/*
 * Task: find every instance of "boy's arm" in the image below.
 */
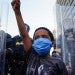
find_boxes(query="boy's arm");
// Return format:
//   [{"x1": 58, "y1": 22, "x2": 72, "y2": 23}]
[{"x1": 11, "y1": 0, "x2": 32, "y2": 52}]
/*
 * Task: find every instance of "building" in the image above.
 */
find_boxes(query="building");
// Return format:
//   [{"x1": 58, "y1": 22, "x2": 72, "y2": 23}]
[{"x1": 56, "y1": 0, "x2": 75, "y2": 74}]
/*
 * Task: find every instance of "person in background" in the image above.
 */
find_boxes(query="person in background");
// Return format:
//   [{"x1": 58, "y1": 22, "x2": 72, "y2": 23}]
[
  {"x1": 11, "y1": 0, "x2": 68, "y2": 75},
  {"x1": 5, "y1": 23, "x2": 30, "y2": 75},
  {"x1": 66, "y1": 65, "x2": 73, "y2": 75},
  {"x1": 52, "y1": 51, "x2": 61, "y2": 59},
  {"x1": 5, "y1": 33, "x2": 26, "y2": 75}
]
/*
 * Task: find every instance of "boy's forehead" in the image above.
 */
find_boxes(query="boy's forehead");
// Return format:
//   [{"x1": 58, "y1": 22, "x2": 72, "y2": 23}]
[
  {"x1": 35, "y1": 29, "x2": 48, "y2": 34},
  {"x1": 34, "y1": 29, "x2": 50, "y2": 38}
]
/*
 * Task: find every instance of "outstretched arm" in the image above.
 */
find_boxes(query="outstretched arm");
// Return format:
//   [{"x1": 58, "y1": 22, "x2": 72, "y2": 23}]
[{"x1": 11, "y1": 0, "x2": 32, "y2": 52}]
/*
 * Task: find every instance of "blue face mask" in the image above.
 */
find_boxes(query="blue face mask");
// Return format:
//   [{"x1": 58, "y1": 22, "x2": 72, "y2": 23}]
[{"x1": 32, "y1": 38, "x2": 52, "y2": 56}]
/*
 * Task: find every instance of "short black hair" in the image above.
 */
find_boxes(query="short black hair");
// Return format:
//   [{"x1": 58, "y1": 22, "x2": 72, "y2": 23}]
[{"x1": 33, "y1": 27, "x2": 55, "y2": 42}]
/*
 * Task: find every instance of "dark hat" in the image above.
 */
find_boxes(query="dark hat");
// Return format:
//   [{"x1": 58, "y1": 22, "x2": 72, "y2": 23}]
[{"x1": 24, "y1": 23, "x2": 30, "y2": 32}]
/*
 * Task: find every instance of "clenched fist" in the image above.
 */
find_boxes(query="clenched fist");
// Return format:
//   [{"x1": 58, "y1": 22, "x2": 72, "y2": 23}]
[{"x1": 11, "y1": 0, "x2": 21, "y2": 14}]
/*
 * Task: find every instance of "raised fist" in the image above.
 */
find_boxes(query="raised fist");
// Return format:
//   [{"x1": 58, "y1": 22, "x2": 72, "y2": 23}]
[{"x1": 11, "y1": 0, "x2": 20, "y2": 13}]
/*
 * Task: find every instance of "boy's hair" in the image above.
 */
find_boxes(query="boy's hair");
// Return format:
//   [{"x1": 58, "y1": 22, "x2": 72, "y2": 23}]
[{"x1": 33, "y1": 27, "x2": 55, "y2": 42}]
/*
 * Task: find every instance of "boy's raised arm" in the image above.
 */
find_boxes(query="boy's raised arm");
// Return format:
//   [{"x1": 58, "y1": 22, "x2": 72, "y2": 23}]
[{"x1": 11, "y1": 0, "x2": 32, "y2": 52}]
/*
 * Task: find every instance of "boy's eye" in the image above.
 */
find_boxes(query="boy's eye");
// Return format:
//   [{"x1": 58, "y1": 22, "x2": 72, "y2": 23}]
[
  {"x1": 34, "y1": 35, "x2": 49, "y2": 40},
  {"x1": 42, "y1": 35, "x2": 49, "y2": 38},
  {"x1": 34, "y1": 36, "x2": 39, "y2": 40}
]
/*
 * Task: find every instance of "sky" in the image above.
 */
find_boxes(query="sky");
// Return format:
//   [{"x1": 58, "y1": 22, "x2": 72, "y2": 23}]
[{"x1": 0, "y1": 0, "x2": 57, "y2": 38}]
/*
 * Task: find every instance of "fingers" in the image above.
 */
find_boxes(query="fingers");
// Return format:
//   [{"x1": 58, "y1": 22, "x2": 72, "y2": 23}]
[
  {"x1": 11, "y1": 0, "x2": 20, "y2": 6},
  {"x1": 11, "y1": 0, "x2": 20, "y2": 10}
]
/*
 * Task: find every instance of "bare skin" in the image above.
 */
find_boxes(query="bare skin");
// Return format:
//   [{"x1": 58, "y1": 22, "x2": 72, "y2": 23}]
[
  {"x1": 11, "y1": 0, "x2": 32, "y2": 52},
  {"x1": 34, "y1": 29, "x2": 51, "y2": 40}
]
